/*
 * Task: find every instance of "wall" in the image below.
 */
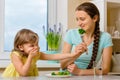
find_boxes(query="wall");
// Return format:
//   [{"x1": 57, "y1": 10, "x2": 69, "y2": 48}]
[
  {"x1": 68, "y1": 0, "x2": 90, "y2": 29},
  {"x1": 0, "y1": 0, "x2": 4, "y2": 53},
  {"x1": 107, "y1": 8, "x2": 120, "y2": 32}
]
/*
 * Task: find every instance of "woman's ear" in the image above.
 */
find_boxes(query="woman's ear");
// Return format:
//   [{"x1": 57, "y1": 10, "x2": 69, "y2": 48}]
[
  {"x1": 93, "y1": 15, "x2": 98, "y2": 22},
  {"x1": 18, "y1": 45, "x2": 24, "y2": 51}
]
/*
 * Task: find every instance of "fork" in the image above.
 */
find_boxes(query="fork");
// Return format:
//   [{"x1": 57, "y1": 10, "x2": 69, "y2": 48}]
[{"x1": 81, "y1": 34, "x2": 88, "y2": 55}]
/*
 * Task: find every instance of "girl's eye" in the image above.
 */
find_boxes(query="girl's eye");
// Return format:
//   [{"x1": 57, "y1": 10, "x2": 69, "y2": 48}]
[{"x1": 30, "y1": 45, "x2": 34, "y2": 47}]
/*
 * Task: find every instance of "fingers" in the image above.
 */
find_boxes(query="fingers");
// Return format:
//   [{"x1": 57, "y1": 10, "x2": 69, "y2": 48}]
[
  {"x1": 67, "y1": 64, "x2": 73, "y2": 72},
  {"x1": 75, "y1": 42, "x2": 87, "y2": 54},
  {"x1": 67, "y1": 64, "x2": 76, "y2": 72},
  {"x1": 29, "y1": 48, "x2": 39, "y2": 56}
]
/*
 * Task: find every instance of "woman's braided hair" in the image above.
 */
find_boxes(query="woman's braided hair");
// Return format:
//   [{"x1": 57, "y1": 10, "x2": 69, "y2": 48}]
[{"x1": 76, "y1": 2, "x2": 100, "y2": 69}]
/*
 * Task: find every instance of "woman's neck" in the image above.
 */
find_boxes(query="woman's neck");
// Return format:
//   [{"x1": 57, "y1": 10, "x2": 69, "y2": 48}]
[
  {"x1": 84, "y1": 31, "x2": 94, "y2": 39},
  {"x1": 82, "y1": 32, "x2": 94, "y2": 46}
]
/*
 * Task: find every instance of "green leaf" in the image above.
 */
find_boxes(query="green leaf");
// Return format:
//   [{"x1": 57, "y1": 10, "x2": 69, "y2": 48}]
[
  {"x1": 78, "y1": 29, "x2": 86, "y2": 34},
  {"x1": 46, "y1": 31, "x2": 62, "y2": 50}
]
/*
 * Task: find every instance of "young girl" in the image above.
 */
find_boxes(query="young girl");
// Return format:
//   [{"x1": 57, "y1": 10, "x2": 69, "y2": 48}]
[{"x1": 2, "y1": 29, "x2": 81, "y2": 77}]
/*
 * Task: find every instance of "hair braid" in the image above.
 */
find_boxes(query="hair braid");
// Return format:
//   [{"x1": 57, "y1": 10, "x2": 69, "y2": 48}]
[
  {"x1": 75, "y1": 2, "x2": 100, "y2": 69},
  {"x1": 87, "y1": 23, "x2": 100, "y2": 69}
]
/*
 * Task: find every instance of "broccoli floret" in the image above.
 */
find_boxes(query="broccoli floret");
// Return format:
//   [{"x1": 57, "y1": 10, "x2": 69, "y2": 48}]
[
  {"x1": 51, "y1": 70, "x2": 70, "y2": 76},
  {"x1": 51, "y1": 72, "x2": 56, "y2": 75},
  {"x1": 78, "y1": 29, "x2": 86, "y2": 34}
]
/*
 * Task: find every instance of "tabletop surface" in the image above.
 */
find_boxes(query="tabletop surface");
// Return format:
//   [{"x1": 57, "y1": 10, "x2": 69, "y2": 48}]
[{"x1": 0, "y1": 75, "x2": 120, "y2": 80}]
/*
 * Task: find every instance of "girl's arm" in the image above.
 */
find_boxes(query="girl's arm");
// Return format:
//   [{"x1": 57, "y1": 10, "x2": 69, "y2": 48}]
[
  {"x1": 11, "y1": 54, "x2": 33, "y2": 76},
  {"x1": 40, "y1": 51, "x2": 80, "y2": 60},
  {"x1": 39, "y1": 42, "x2": 87, "y2": 60},
  {"x1": 11, "y1": 49, "x2": 38, "y2": 76},
  {"x1": 67, "y1": 46, "x2": 113, "y2": 75}
]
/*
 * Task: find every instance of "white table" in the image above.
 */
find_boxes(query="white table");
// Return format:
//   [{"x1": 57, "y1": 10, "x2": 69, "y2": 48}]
[{"x1": 0, "y1": 75, "x2": 120, "y2": 80}]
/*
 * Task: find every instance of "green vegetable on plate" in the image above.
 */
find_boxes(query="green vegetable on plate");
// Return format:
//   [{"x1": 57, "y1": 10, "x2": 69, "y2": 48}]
[{"x1": 51, "y1": 70, "x2": 70, "y2": 75}]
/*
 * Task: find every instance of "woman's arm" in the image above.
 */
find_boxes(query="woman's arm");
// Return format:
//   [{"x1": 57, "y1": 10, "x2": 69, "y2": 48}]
[
  {"x1": 67, "y1": 46, "x2": 113, "y2": 75},
  {"x1": 102, "y1": 46, "x2": 112, "y2": 74},
  {"x1": 60, "y1": 42, "x2": 87, "y2": 69},
  {"x1": 83, "y1": 46, "x2": 112, "y2": 75},
  {"x1": 60, "y1": 42, "x2": 75, "y2": 69}
]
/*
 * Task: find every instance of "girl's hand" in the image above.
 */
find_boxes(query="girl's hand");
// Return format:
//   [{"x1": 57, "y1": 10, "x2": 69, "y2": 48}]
[
  {"x1": 67, "y1": 64, "x2": 81, "y2": 75},
  {"x1": 29, "y1": 47, "x2": 39, "y2": 58}
]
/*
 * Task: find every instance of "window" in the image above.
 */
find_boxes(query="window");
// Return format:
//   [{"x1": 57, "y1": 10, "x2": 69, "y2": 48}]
[
  {"x1": 4, "y1": 0, "x2": 47, "y2": 52},
  {"x1": 0, "y1": 0, "x2": 68, "y2": 68},
  {"x1": 0, "y1": 0, "x2": 67, "y2": 60}
]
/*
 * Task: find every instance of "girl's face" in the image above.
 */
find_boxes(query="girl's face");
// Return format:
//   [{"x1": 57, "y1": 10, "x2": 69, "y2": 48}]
[
  {"x1": 19, "y1": 42, "x2": 39, "y2": 55},
  {"x1": 75, "y1": 10, "x2": 97, "y2": 32}
]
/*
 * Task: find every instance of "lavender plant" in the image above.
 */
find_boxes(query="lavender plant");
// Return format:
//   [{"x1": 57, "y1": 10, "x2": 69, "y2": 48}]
[{"x1": 43, "y1": 23, "x2": 62, "y2": 51}]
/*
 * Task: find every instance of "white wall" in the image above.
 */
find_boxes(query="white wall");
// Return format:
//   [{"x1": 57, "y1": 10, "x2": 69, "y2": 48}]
[
  {"x1": 68, "y1": 0, "x2": 90, "y2": 29},
  {"x1": 48, "y1": 0, "x2": 57, "y2": 27},
  {"x1": 48, "y1": 0, "x2": 68, "y2": 34},
  {"x1": 0, "y1": 0, "x2": 4, "y2": 54},
  {"x1": 57, "y1": 0, "x2": 68, "y2": 31}
]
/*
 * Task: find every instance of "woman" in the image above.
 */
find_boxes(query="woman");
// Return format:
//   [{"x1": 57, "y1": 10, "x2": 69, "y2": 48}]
[{"x1": 60, "y1": 2, "x2": 113, "y2": 75}]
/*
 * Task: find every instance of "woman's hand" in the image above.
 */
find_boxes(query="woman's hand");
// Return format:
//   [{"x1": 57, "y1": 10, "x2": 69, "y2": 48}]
[
  {"x1": 75, "y1": 42, "x2": 87, "y2": 55},
  {"x1": 67, "y1": 64, "x2": 81, "y2": 75},
  {"x1": 71, "y1": 42, "x2": 87, "y2": 59}
]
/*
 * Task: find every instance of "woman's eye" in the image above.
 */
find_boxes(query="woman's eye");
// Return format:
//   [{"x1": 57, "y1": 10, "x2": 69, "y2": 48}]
[
  {"x1": 80, "y1": 17, "x2": 85, "y2": 21},
  {"x1": 76, "y1": 18, "x2": 78, "y2": 21},
  {"x1": 76, "y1": 17, "x2": 85, "y2": 21}
]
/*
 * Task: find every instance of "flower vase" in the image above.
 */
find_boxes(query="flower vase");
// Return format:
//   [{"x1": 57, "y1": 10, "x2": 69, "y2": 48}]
[{"x1": 45, "y1": 50, "x2": 59, "y2": 63}]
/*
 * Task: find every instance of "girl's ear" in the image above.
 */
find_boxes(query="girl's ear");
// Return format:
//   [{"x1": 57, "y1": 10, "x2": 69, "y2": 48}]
[
  {"x1": 18, "y1": 45, "x2": 24, "y2": 51},
  {"x1": 93, "y1": 15, "x2": 98, "y2": 22}
]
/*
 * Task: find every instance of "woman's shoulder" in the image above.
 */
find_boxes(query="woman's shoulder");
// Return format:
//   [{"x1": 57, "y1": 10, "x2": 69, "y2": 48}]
[
  {"x1": 67, "y1": 28, "x2": 78, "y2": 32},
  {"x1": 66, "y1": 28, "x2": 79, "y2": 35},
  {"x1": 100, "y1": 31, "x2": 112, "y2": 39},
  {"x1": 65, "y1": 28, "x2": 80, "y2": 39},
  {"x1": 100, "y1": 31, "x2": 113, "y2": 44},
  {"x1": 100, "y1": 31, "x2": 113, "y2": 48}
]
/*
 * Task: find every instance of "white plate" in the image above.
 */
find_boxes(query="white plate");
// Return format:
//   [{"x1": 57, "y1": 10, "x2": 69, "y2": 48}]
[{"x1": 45, "y1": 73, "x2": 72, "y2": 78}]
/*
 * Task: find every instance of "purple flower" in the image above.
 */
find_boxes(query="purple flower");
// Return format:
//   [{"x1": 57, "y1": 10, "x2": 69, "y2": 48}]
[{"x1": 43, "y1": 23, "x2": 63, "y2": 51}]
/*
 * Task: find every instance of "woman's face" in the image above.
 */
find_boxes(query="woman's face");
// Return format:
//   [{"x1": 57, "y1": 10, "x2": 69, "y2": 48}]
[{"x1": 75, "y1": 10, "x2": 97, "y2": 32}]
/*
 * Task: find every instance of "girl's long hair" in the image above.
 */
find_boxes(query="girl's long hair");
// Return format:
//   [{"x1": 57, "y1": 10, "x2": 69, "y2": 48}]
[{"x1": 13, "y1": 29, "x2": 39, "y2": 56}]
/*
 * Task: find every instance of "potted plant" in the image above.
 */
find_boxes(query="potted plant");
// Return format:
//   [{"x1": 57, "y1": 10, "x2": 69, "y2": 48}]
[
  {"x1": 43, "y1": 23, "x2": 62, "y2": 53},
  {"x1": 43, "y1": 23, "x2": 62, "y2": 63}
]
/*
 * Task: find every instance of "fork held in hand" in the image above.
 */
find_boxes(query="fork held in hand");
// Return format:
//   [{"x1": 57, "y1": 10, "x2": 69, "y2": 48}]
[{"x1": 81, "y1": 35, "x2": 88, "y2": 55}]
